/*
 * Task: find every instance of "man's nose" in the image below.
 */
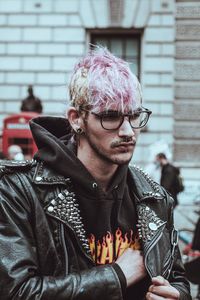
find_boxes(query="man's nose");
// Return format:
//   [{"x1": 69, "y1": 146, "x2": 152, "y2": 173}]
[{"x1": 118, "y1": 117, "x2": 134, "y2": 137}]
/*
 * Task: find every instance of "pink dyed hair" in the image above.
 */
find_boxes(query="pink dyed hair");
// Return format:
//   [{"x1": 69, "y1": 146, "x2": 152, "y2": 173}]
[{"x1": 69, "y1": 46, "x2": 142, "y2": 113}]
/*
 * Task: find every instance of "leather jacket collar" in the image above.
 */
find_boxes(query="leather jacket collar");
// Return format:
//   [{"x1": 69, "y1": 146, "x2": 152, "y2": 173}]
[
  {"x1": 33, "y1": 161, "x2": 165, "y2": 202},
  {"x1": 33, "y1": 161, "x2": 69, "y2": 185}
]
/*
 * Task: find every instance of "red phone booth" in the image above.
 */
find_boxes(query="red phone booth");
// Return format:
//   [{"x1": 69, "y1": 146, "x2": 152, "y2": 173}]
[{"x1": 2, "y1": 112, "x2": 38, "y2": 160}]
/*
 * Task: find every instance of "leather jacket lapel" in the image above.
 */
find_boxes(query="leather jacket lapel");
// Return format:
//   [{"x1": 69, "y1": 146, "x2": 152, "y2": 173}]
[
  {"x1": 44, "y1": 188, "x2": 91, "y2": 257},
  {"x1": 136, "y1": 202, "x2": 167, "y2": 278}
]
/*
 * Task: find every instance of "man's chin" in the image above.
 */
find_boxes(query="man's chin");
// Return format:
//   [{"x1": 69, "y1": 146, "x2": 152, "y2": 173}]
[{"x1": 111, "y1": 153, "x2": 133, "y2": 165}]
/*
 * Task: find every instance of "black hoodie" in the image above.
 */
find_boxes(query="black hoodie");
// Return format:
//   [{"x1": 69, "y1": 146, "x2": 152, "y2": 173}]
[
  {"x1": 31, "y1": 115, "x2": 140, "y2": 262},
  {"x1": 30, "y1": 116, "x2": 150, "y2": 298}
]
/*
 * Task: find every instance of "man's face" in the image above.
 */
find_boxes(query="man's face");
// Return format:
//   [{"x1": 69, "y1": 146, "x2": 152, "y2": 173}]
[{"x1": 81, "y1": 105, "x2": 141, "y2": 166}]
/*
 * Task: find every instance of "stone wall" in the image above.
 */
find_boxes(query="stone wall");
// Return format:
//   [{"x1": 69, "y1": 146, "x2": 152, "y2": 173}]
[
  {"x1": 134, "y1": 0, "x2": 175, "y2": 165},
  {"x1": 174, "y1": 0, "x2": 200, "y2": 201},
  {"x1": 0, "y1": 0, "x2": 85, "y2": 126}
]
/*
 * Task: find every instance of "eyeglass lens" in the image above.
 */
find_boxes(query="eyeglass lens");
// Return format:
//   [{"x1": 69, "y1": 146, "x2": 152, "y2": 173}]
[{"x1": 101, "y1": 112, "x2": 149, "y2": 130}]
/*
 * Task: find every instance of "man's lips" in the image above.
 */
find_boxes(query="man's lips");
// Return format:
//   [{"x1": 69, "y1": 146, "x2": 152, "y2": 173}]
[
  {"x1": 115, "y1": 143, "x2": 134, "y2": 148},
  {"x1": 111, "y1": 141, "x2": 136, "y2": 148}
]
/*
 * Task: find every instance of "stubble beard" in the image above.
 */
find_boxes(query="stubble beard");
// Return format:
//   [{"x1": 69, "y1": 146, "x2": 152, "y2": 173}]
[{"x1": 84, "y1": 131, "x2": 134, "y2": 166}]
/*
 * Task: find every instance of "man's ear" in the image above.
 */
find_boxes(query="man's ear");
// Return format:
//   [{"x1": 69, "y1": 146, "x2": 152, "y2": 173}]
[{"x1": 67, "y1": 107, "x2": 83, "y2": 132}]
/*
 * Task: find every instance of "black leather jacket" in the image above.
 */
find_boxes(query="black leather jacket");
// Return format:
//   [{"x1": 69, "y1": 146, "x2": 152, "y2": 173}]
[{"x1": 0, "y1": 160, "x2": 191, "y2": 300}]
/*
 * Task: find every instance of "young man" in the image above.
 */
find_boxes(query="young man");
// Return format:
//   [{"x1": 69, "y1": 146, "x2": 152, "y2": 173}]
[{"x1": 0, "y1": 47, "x2": 191, "y2": 299}]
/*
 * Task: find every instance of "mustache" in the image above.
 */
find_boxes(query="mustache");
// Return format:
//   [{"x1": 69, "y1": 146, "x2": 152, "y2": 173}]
[{"x1": 111, "y1": 137, "x2": 135, "y2": 148}]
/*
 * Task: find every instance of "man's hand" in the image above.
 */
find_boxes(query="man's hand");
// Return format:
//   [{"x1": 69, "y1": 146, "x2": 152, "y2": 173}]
[
  {"x1": 146, "y1": 276, "x2": 180, "y2": 299},
  {"x1": 115, "y1": 248, "x2": 146, "y2": 287}
]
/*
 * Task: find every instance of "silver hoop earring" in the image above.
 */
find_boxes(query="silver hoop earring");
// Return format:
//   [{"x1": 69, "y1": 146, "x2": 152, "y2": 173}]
[{"x1": 76, "y1": 128, "x2": 83, "y2": 134}]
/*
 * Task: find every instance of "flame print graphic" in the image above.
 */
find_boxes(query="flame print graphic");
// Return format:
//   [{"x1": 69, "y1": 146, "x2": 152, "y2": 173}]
[{"x1": 88, "y1": 228, "x2": 141, "y2": 264}]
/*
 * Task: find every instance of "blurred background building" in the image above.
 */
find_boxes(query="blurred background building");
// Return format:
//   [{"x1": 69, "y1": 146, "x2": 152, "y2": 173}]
[{"x1": 0, "y1": 0, "x2": 199, "y2": 203}]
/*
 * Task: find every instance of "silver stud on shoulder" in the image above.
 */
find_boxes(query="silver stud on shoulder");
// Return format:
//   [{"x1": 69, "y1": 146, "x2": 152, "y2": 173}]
[
  {"x1": 132, "y1": 165, "x2": 162, "y2": 197},
  {"x1": 46, "y1": 188, "x2": 90, "y2": 254}
]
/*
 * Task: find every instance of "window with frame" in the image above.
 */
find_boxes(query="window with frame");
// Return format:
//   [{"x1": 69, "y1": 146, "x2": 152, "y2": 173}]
[{"x1": 90, "y1": 33, "x2": 140, "y2": 77}]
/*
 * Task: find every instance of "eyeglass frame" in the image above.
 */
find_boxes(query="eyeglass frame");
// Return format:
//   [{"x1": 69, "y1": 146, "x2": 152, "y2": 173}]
[{"x1": 80, "y1": 106, "x2": 152, "y2": 131}]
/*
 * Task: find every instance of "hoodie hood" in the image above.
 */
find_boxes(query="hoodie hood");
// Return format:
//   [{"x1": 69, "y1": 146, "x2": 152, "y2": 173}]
[{"x1": 30, "y1": 116, "x2": 128, "y2": 198}]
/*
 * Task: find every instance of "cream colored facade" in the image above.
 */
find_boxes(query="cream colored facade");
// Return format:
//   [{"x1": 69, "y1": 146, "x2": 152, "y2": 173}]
[{"x1": 0, "y1": 0, "x2": 199, "y2": 201}]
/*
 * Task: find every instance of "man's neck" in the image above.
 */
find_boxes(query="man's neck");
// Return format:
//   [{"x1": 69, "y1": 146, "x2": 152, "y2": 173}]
[{"x1": 77, "y1": 148, "x2": 118, "y2": 192}]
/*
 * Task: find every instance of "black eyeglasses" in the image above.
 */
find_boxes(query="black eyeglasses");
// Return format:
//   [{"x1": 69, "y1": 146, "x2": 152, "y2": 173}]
[{"x1": 81, "y1": 107, "x2": 152, "y2": 130}]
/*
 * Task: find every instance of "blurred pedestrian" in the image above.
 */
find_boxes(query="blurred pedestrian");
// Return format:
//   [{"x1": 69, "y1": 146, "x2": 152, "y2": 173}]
[
  {"x1": 21, "y1": 85, "x2": 43, "y2": 113},
  {"x1": 156, "y1": 152, "x2": 184, "y2": 207},
  {"x1": 145, "y1": 159, "x2": 161, "y2": 183},
  {"x1": 7, "y1": 145, "x2": 25, "y2": 161}
]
